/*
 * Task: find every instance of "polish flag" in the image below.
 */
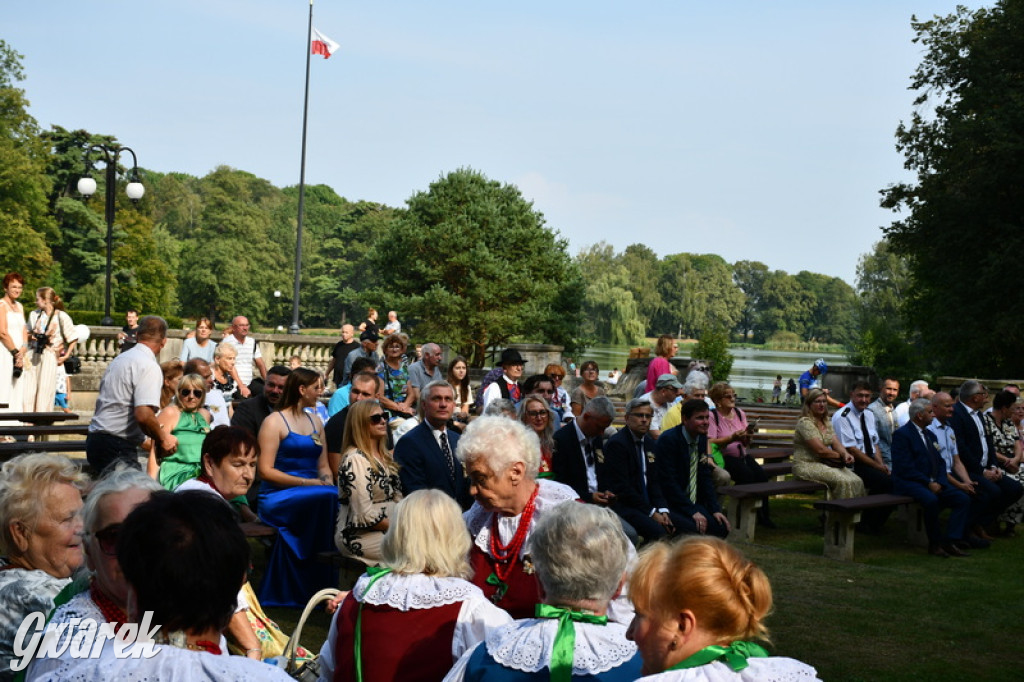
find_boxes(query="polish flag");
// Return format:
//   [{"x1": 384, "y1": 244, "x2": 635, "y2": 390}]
[{"x1": 311, "y1": 28, "x2": 339, "y2": 59}]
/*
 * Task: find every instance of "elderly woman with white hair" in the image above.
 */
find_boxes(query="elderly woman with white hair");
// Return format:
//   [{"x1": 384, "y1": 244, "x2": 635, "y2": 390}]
[
  {"x1": 458, "y1": 417, "x2": 580, "y2": 619},
  {"x1": 0, "y1": 454, "x2": 88, "y2": 678},
  {"x1": 445, "y1": 502, "x2": 642, "y2": 681},
  {"x1": 317, "y1": 489, "x2": 511, "y2": 682},
  {"x1": 24, "y1": 466, "x2": 162, "y2": 679}
]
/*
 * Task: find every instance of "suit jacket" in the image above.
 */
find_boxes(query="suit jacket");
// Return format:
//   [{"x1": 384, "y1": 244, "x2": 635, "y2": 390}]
[
  {"x1": 552, "y1": 423, "x2": 602, "y2": 503},
  {"x1": 230, "y1": 394, "x2": 273, "y2": 439},
  {"x1": 598, "y1": 427, "x2": 669, "y2": 515},
  {"x1": 949, "y1": 401, "x2": 993, "y2": 476},
  {"x1": 394, "y1": 421, "x2": 471, "y2": 509},
  {"x1": 867, "y1": 398, "x2": 897, "y2": 464},
  {"x1": 891, "y1": 421, "x2": 949, "y2": 488},
  {"x1": 654, "y1": 425, "x2": 720, "y2": 517}
]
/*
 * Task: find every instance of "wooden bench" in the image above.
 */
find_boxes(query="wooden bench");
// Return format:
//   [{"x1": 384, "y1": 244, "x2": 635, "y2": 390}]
[
  {"x1": 317, "y1": 550, "x2": 369, "y2": 590},
  {"x1": 0, "y1": 439, "x2": 88, "y2": 459},
  {"x1": 760, "y1": 461, "x2": 793, "y2": 479},
  {"x1": 748, "y1": 447, "x2": 793, "y2": 463},
  {"x1": 0, "y1": 424, "x2": 90, "y2": 437},
  {"x1": 814, "y1": 494, "x2": 925, "y2": 561},
  {"x1": 0, "y1": 411, "x2": 80, "y2": 426},
  {"x1": 719, "y1": 480, "x2": 827, "y2": 542},
  {"x1": 240, "y1": 521, "x2": 277, "y2": 538}
]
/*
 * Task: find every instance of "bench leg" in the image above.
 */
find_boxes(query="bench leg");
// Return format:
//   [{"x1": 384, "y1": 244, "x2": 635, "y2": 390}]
[
  {"x1": 726, "y1": 497, "x2": 761, "y2": 543},
  {"x1": 903, "y1": 503, "x2": 929, "y2": 547},
  {"x1": 823, "y1": 510, "x2": 861, "y2": 561}
]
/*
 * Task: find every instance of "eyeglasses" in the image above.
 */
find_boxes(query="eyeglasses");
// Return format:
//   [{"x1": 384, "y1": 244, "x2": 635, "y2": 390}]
[
  {"x1": 548, "y1": 374, "x2": 564, "y2": 381},
  {"x1": 369, "y1": 413, "x2": 388, "y2": 425},
  {"x1": 629, "y1": 412, "x2": 654, "y2": 420},
  {"x1": 90, "y1": 523, "x2": 121, "y2": 556},
  {"x1": 526, "y1": 410, "x2": 548, "y2": 418},
  {"x1": 179, "y1": 388, "x2": 203, "y2": 398}
]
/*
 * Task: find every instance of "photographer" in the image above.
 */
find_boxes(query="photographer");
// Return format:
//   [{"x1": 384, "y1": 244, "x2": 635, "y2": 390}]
[{"x1": 22, "y1": 287, "x2": 77, "y2": 412}]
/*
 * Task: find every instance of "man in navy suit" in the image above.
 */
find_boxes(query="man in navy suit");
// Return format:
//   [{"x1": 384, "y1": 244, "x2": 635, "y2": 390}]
[
  {"x1": 394, "y1": 380, "x2": 472, "y2": 508},
  {"x1": 552, "y1": 396, "x2": 617, "y2": 505},
  {"x1": 949, "y1": 380, "x2": 1023, "y2": 536},
  {"x1": 654, "y1": 398, "x2": 730, "y2": 538},
  {"x1": 891, "y1": 399, "x2": 973, "y2": 557},
  {"x1": 599, "y1": 397, "x2": 683, "y2": 542}
]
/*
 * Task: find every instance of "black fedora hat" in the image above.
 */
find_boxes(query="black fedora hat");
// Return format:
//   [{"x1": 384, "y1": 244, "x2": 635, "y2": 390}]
[{"x1": 499, "y1": 348, "x2": 526, "y2": 366}]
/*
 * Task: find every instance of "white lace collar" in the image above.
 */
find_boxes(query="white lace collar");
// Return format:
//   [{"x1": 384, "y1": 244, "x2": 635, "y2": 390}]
[
  {"x1": 465, "y1": 479, "x2": 578, "y2": 558},
  {"x1": 353, "y1": 572, "x2": 484, "y2": 610},
  {"x1": 485, "y1": 618, "x2": 637, "y2": 674}
]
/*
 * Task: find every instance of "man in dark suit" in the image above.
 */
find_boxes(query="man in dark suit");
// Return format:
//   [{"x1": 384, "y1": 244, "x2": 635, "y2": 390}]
[
  {"x1": 394, "y1": 380, "x2": 472, "y2": 508},
  {"x1": 230, "y1": 365, "x2": 290, "y2": 439},
  {"x1": 599, "y1": 397, "x2": 683, "y2": 542},
  {"x1": 949, "y1": 380, "x2": 1023, "y2": 536},
  {"x1": 654, "y1": 398, "x2": 730, "y2": 538},
  {"x1": 552, "y1": 396, "x2": 617, "y2": 505},
  {"x1": 891, "y1": 398, "x2": 973, "y2": 557}
]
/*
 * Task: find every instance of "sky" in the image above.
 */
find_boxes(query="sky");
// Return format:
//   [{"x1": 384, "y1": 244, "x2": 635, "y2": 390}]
[{"x1": 6, "y1": 1, "x2": 985, "y2": 285}]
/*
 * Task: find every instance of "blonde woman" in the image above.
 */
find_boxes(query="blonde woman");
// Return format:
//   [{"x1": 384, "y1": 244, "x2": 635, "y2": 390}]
[
  {"x1": 212, "y1": 342, "x2": 243, "y2": 398},
  {"x1": 149, "y1": 373, "x2": 212, "y2": 490},
  {"x1": 22, "y1": 287, "x2": 77, "y2": 412},
  {"x1": 319, "y1": 490, "x2": 511, "y2": 682},
  {"x1": 335, "y1": 399, "x2": 403, "y2": 565}
]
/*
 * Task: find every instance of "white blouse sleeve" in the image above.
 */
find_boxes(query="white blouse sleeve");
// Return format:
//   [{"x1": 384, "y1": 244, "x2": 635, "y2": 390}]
[{"x1": 451, "y1": 594, "x2": 513, "y2": 660}]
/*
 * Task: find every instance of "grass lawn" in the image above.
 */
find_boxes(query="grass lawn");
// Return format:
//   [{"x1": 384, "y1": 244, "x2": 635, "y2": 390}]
[
  {"x1": 256, "y1": 495, "x2": 1023, "y2": 680},
  {"x1": 742, "y1": 495, "x2": 1022, "y2": 681}
]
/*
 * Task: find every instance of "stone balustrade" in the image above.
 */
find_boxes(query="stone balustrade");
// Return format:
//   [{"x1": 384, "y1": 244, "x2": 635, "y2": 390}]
[{"x1": 71, "y1": 328, "x2": 564, "y2": 393}]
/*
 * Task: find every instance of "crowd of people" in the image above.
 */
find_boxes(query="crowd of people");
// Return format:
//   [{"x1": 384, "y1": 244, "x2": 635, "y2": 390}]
[{"x1": 10, "y1": 298, "x2": 1014, "y2": 679}]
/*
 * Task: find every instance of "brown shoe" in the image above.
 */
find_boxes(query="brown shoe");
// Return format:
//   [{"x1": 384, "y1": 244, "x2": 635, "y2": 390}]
[
  {"x1": 928, "y1": 545, "x2": 950, "y2": 558},
  {"x1": 944, "y1": 543, "x2": 970, "y2": 558}
]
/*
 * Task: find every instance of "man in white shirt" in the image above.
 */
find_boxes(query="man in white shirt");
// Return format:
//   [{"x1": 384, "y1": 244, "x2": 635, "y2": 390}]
[
  {"x1": 220, "y1": 316, "x2": 267, "y2": 393},
  {"x1": 894, "y1": 379, "x2": 933, "y2": 427},
  {"x1": 832, "y1": 380, "x2": 893, "y2": 531},
  {"x1": 87, "y1": 316, "x2": 177, "y2": 472},
  {"x1": 381, "y1": 310, "x2": 401, "y2": 336}
]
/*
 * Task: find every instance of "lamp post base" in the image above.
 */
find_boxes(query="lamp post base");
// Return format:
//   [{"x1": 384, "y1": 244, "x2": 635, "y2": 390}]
[{"x1": 101, "y1": 316, "x2": 115, "y2": 327}]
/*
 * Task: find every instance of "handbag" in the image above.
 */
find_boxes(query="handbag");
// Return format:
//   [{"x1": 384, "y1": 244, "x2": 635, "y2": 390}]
[{"x1": 285, "y1": 587, "x2": 341, "y2": 682}]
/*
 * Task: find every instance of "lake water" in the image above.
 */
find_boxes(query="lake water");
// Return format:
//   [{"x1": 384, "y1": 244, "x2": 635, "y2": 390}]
[{"x1": 577, "y1": 344, "x2": 849, "y2": 398}]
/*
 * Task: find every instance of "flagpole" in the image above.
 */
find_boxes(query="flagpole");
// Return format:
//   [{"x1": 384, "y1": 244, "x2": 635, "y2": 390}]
[{"x1": 289, "y1": 0, "x2": 314, "y2": 335}]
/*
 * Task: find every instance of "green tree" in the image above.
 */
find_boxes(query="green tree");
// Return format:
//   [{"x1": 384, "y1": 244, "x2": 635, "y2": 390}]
[
  {"x1": 654, "y1": 254, "x2": 744, "y2": 339},
  {"x1": 619, "y1": 244, "x2": 663, "y2": 333},
  {"x1": 757, "y1": 271, "x2": 815, "y2": 340},
  {"x1": 851, "y1": 239, "x2": 925, "y2": 377},
  {"x1": 794, "y1": 271, "x2": 859, "y2": 346},
  {"x1": 372, "y1": 168, "x2": 584, "y2": 366},
  {"x1": 732, "y1": 260, "x2": 769, "y2": 341},
  {"x1": 576, "y1": 243, "x2": 645, "y2": 345},
  {"x1": 0, "y1": 40, "x2": 55, "y2": 284},
  {"x1": 177, "y1": 167, "x2": 288, "y2": 323},
  {"x1": 693, "y1": 326, "x2": 734, "y2": 382},
  {"x1": 881, "y1": 1, "x2": 1024, "y2": 375}
]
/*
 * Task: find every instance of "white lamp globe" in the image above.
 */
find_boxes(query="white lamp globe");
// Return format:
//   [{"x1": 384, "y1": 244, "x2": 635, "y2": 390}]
[
  {"x1": 125, "y1": 182, "x2": 145, "y2": 200},
  {"x1": 77, "y1": 177, "x2": 97, "y2": 196}
]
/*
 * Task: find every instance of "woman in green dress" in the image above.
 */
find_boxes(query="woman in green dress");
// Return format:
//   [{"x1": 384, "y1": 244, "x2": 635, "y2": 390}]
[{"x1": 152, "y1": 373, "x2": 212, "y2": 490}]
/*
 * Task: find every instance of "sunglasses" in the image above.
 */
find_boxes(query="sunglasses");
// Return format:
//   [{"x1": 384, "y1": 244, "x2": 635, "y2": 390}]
[
  {"x1": 548, "y1": 374, "x2": 564, "y2": 381},
  {"x1": 526, "y1": 409, "x2": 548, "y2": 418},
  {"x1": 179, "y1": 388, "x2": 203, "y2": 398},
  {"x1": 369, "y1": 413, "x2": 389, "y2": 425},
  {"x1": 91, "y1": 523, "x2": 121, "y2": 556}
]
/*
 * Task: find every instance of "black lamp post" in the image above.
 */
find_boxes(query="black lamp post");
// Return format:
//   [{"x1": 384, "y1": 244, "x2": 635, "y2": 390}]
[{"x1": 76, "y1": 145, "x2": 145, "y2": 326}]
